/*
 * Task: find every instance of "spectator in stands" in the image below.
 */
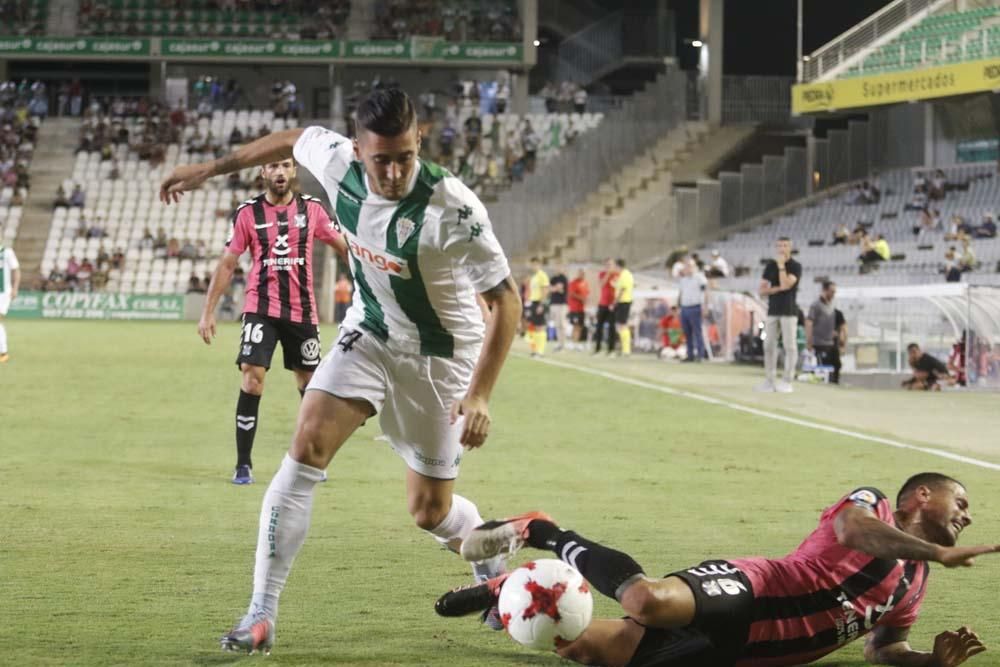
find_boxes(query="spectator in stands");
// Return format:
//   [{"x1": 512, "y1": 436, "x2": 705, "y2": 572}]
[
  {"x1": 202, "y1": 272, "x2": 212, "y2": 292},
  {"x1": 53, "y1": 185, "x2": 69, "y2": 208},
  {"x1": 913, "y1": 208, "x2": 941, "y2": 239},
  {"x1": 186, "y1": 273, "x2": 205, "y2": 294},
  {"x1": 180, "y1": 239, "x2": 197, "y2": 260},
  {"x1": 858, "y1": 234, "x2": 889, "y2": 272},
  {"x1": 806, "y1": 280, "x2": 841, "y2": 384},
  {"x1": 904, "y1": 184, "x2": 928, "y2": 211},
  {"x1": 464, "y1": 111, "x2": 482, "y2": 153},
  {"x1": 944, "y1": 215, "x2": 965, "y2": 241},
  {"x1": 88, "y1": 218, "x2": 105, "y2": 239},
  {"x1": 77, "y1": 258, "x2": 94, "y2": 290},
  {"x1": 706, "y1": 250, "x2": 729, "y2": 279},
  {"x1": 973, "y1": 213, "x2": 997, "y2": 239},
  {"x1": 69, "y1": 79, "x2": 83, "y2": 117},
  {"x1": 195, "y1": 240, "x2": 207, "y2": 260},
  {"x1": 45, "y1": 267, "x2": 66, "y2": 291},
  {"x1": 153, "y1": 228, "x2": 168, "y2": 252},
  {"x1": 110, "y1": 248, "x2": 124, "y2": 270},
  {"x1": 229, "y1": 127, "x2": 244, "y2": 146},
  {"x1": 943, "y1": 246, "x2": 962, "y2": 283},
  {"x1": 573, "y1": 85, "x2": 588, "y2": 113},
  {"x1": 929, "y1": 169, "x2": 947, "y2": 200},
  {"x1": 166, "y1": 238, "x2": 181, "y2": 259},
  {"x1": 902, "y1": 342, "x2": 952, "y2": 391},
  {"x1": 139, "y1": 228, "x2": 154, "y2": 249},
  {"x1": 521, "y1": 119, "x2": 540, "y2": 173},
  {"x1": 69, "y1": 184, "x2": 84, "y2": 207},
  {"x1": 109, "y1": 161, "x2": 121, "y2": 181},
  {"x1": 959, "y1": 239, "x2": 976, "y2": 273},
  {"x1": 832, "y1": 223, "x2": 849, "y2": 246}
]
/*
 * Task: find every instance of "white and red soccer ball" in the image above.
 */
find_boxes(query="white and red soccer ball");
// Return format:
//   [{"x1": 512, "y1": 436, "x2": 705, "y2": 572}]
[{"x1": 497, "y1": 559, "x2": 594, "y2": 650}]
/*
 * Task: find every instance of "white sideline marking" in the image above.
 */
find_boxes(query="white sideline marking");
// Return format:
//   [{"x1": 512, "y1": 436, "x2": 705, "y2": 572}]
[{"x1": 530, "y1": 356, "x2": 1000, "y2": 472}]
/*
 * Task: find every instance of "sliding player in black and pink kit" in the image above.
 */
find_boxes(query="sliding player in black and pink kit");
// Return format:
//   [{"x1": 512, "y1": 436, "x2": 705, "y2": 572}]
[{"x1": 438, "y1": 473, "x2": 996, "y2": 666}]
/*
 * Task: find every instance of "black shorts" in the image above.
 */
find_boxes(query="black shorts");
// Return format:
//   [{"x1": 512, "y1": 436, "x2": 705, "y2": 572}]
[
  {"x1": 568, "y1": 311, "x2": 585, "y2": 326},
  {"x1": 235, "y1": 313, "x2": 322, "y2": 372},
  {"x1": 528, "y1": 301, "x2": 548, "y2": 326},
  {"x1": 615, "y1": 302, "x2": 632, "y2": 325},
  {"x1": 626, "y1": 560, "x2": 753, "y2": 667}
]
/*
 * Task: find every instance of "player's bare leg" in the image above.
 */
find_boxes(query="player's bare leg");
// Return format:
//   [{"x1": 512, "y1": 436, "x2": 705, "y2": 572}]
[
  {"x1": 233, "y1": 363, "x2": 266, "y2": 484},
  {"x1": 222, "y1": 391, "x2": 371, "y2": 653},
  {"x1": 618, "y1": 576, "x2": 696, "y2": 628},
  {"x1": 555, "y1": 618, "x2": 645, "y2": 667},
  {"x1": 407, "y1": 469, "x2": 508, "y2": 629}
]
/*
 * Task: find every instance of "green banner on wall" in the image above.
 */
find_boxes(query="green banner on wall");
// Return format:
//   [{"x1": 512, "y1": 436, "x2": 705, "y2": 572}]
[
  {"x1": 433, "y1": 41, "x2": 522, "y2": 61},
  {"x1": 161, "y1": 38, "x2": 340, "y2": 58},
  {"x1": 8, "y1": 291, "x2": 183, "y2": 320},
  {"x1": 345, "y1": 40, "x2": 412, "y2": 59},
  {"x1": 0, "y1": 36, "x2": 150, "y2": 56}
]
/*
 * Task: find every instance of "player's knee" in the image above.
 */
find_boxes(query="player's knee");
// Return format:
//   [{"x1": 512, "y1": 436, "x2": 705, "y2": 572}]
[
  {"x1": 410, "y1": 497, "x2": 450, "y2": 531},
  {"x1": 291, "y1": 415, "x2": 329, "y2": 467},
  {"x1": 241, "y1": 368, "x2": 265, "y2": 395}
]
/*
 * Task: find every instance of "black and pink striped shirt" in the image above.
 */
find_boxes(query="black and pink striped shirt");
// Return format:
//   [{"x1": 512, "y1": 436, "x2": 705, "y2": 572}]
[
  {"x1": 730, "y1": 488, "x2": 929, "y2": 666},
  {"x1": 226, "y1": 193, "x2": 340, "y2": 326}
]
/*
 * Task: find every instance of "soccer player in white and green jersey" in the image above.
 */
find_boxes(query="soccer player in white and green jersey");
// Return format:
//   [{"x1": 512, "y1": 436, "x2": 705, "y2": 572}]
[
  {"x1": 0, "y1": 243, "x2": 21, "y2": 363},
  {"x1": 160, "y1": 88, "x2": 523, "y2": 654}
]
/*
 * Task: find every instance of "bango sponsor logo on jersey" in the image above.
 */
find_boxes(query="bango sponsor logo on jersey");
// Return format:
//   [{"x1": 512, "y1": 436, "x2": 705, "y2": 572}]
[{"x1": 348, "y1": 238, "x2": 411, "y2": 279}]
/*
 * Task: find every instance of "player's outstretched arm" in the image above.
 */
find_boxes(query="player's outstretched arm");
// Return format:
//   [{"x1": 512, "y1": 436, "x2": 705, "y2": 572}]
[
  {"x1": 864, "y1": 625, "x2": 986, "y2": 666},
  {"x1": 160, "y1": 128, "x2": 305, "y2": 204},
  {"x1": 835, "y1": 505, "x2": 1000, "y2": 566},
  {"x1": 450, "y1": 275, "x2": 521, "y2": 448},
  {"x1": 198, "y1": 252, "x2": 239, "y2": 344}
]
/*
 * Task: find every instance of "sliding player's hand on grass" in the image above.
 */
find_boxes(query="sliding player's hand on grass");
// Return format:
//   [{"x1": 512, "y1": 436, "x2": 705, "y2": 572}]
[
  {"x1": 451, "y1": 394, "x2": 490, "y2": 449},
  {"x1": 935, "y1": 544, "x2": 1000, "y2": 568},
  {"x1": 932, "y1": 627, "x2": 986, "y2": 666}
]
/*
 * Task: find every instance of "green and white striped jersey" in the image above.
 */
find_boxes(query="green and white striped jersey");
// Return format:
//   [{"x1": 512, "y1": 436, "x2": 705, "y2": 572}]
[
  {"x1": 294, "y1": 126, "x2": 511, "y2": 359},
  {"x1": 0, "y1": 244, "x2": 19, "y2": 298}
]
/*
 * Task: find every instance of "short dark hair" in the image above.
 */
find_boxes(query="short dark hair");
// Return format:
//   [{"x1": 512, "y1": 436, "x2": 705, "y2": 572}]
[
  {"x1": 907, "y1": 342, "x2": 920, "y2": 352},
  {"x1": 778, "y1": 236, "x2": 791, "y2": 242},
  {"x1": 355, "y1": 88, "x2": 416, "y2": 137},
  {"x1": 530, "y1": 256, "x2": 541, "y2": 263},
  {"x1": 897, "y1": 472, "x2": 964, "y2": 506},
  {"x1": 821, "y1": 280, "x2": 836, "y2": 291},
  {"x1": 615, "y1": 258, "x2": 626, "y2": 268}
]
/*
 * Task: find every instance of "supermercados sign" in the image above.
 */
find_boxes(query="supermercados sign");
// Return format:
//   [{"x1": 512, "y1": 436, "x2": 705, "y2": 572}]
[
  {"x1": 8, "y1": 291, "x2": 183, "y2": 320},
  {"x1": 793, "y1": 58, "x2": 1000, "y2": 114}
]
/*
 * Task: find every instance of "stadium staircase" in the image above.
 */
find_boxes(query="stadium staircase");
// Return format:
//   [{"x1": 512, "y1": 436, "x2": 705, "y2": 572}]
[
  {"x1": 534, "y1": 122, "x2": 757, "y2": 265},
  {"x1": 345, "y1": 0, "x2": 373, "y2": 40},
  {"x1": 46, "y1": 0, "x2": 77, "y2": 36},
  {"x1": 14, "y1": 117, "x2": 81, "y2": 279}
]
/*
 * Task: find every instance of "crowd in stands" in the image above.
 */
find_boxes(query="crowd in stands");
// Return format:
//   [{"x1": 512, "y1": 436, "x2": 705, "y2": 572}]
[
  {"x1": 370, "y1": 0, "x2": 518, "y2": 42},
  {"x1": 0, "y1": 0, "x2": 47, "y2": 35},
  {"x1": 79, "y1": 0, "x2": 350, "y2": 41},
  {"x1": 0, "y1": 81, "x2": 41, "y2": 197},
  {"x1": 538, "y1": 82, "x2": 589, "y2": 114}
]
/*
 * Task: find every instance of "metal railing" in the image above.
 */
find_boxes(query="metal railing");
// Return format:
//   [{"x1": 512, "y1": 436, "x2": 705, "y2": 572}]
[
  {"x1": 489, "y1": 70, "x2": 687, "y2": 260},
  {"x1": 555, "y1": 11, "x2": 624, "y2": 85},
  {"x1": 800, "y1": 0, "x2": 952, "y2": 82}
]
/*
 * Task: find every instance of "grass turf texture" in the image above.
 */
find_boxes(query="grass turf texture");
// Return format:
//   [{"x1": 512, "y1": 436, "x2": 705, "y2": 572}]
[{"x1": 3, "y1": 320, "x2": 999, "y2": 666}]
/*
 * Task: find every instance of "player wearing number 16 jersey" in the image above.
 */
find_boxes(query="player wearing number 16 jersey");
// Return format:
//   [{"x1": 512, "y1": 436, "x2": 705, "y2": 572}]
[{"x1": 198, "y1": 157, "x2": 347, "y2": 484}]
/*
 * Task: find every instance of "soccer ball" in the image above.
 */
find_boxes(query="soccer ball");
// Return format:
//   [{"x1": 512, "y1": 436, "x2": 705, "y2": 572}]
[{"x1": 498, "y1": 559, "x2": 594, "y2": 650}]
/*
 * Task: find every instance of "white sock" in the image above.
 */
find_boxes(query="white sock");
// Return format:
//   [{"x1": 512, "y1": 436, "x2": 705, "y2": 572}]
[
  {"x1": 248, "y1": 453, "x2": 325, "y2": 621},
  {"x1": 427, "y1": 494, "x2": 506, "y2": 581},
  {"x1": 0, "y1": 322, "x2": 7, "y2": 354}
]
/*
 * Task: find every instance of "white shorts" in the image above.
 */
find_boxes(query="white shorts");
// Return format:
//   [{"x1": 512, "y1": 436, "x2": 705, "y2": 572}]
[
  {"x1": 0, "y1": 294, "x2": 9, "y2": 316},
  {"x1": 308, "y1": 327, "x2": 477, "y2": 480}
]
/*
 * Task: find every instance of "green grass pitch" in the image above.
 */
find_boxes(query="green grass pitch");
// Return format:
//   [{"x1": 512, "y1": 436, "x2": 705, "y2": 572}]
[{"x1": 3, "y1": 320, "x2": 999, "y2": 666}]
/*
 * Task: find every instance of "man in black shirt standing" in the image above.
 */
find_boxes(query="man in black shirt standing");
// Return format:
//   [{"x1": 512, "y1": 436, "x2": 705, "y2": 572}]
[
  {"x1": 548, "y1": 267, "x2": 569, "y2": 351},
  {"x1": 758, "y1": 237, "x2": 802, "y2": 393},
  {"x1": 902, "y1": 343, "x2": 953, "y2": 391}
]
